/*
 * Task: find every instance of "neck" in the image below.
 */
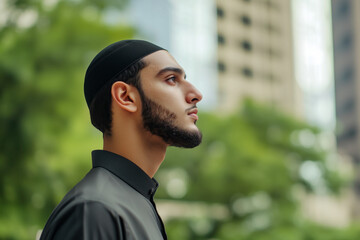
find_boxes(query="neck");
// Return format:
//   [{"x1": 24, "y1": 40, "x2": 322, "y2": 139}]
[{"x1": 103, "y1": 131, "x2": 167, "y2": 178}]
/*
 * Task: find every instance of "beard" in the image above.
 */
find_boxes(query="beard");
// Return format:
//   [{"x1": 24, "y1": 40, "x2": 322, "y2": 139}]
[{"x1": 139, "y1": 89, "x2": 202, "y2": 148}]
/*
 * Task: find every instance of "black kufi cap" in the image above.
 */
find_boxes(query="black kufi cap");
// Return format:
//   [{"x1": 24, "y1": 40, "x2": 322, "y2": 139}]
[{"x1": 84, "y1": 40, "x2": 165, "y2": 108}]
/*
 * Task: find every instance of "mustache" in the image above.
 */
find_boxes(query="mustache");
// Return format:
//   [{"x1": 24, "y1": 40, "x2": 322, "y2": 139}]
[{"x1": 185, "y1": 105, "x2": 197, "y2": 113}]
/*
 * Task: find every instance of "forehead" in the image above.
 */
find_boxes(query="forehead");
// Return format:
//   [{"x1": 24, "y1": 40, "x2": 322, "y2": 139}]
[{"x1": 141, "y1": 50, "x2": 184, "y2": 76}]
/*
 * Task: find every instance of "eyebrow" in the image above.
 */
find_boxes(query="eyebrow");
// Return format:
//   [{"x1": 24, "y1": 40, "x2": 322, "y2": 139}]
[{"x1": 156, "y1": 67, "x2": 187, "y2": 79}]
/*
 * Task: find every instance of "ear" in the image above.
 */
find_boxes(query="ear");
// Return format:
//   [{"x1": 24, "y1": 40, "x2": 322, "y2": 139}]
[{"x1": 111, "y1": 81, "x2": 138, "y2": 113}]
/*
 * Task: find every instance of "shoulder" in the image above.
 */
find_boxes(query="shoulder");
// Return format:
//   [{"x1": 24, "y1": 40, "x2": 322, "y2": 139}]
[
  {"x1": 41, "y1": 168, "x2": 163, "y2": 240},
  {"x1": 40, "y1": 200, "x2": 125, "y2": 240},
  {"x1": 64, "y1": 167, "x2": 137, "y2": 205}
]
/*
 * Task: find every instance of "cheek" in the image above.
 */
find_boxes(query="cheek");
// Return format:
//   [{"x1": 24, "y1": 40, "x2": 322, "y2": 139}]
[
  {"x1": 164, "y1": 93, "x2": 185, "y2": 111},
  {"x1": 152, "y1": 88, "x2": 184, "y2": 104},
  {"x1": 143, "y1": 81, "x2": 186, "y2": 110}
]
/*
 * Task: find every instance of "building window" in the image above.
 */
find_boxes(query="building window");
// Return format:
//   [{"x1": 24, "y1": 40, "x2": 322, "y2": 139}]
[
  {"x1": 338, "y1": 98, "x2": 355, "y2": 116},
  {"x1": 240, "y1": 15, "x2": 252, "y2": 26},
  {"x1": 338, "y1": 125, "x2": 357, "y2": 142},
  {"x1": 217, "y1": 7, "x2": 225, "y2": 18},
  {"x1": 218, "y1": 62, "x2": 226, "y2": 72},
  {"x1": 336, "y1": 0, "x2": 350, "y2": 18},
  {"x1": 267, "y1": 48, "x2": 281, "y2": 58},
  {"x1": 339, "y1": 33, "x2": 353, "y2": 51},
  {"x1": 341, "y1": 67, "x2": 354, "y2": 83},
  {"x1": 218, "y1": 34, "x2": 226, "y2": 45},
  {"x1": 265, "y1": 23, "x2": 280, "y2": 35},
  {"x1": 265, "y1": 0, "x2": 279, "y2": 11},
  {"x1": 241, "y1": 67, "x2": 253, "y2": 78},
  {"x1": 240, "y1": 40, "x2": 252, "y2": 51},
  {"x1": 264, "y1": 72, "x2": 276, "y2": 82},
  {"x1": 354, "y1": 179, "x2": 360, "y2": 194}
]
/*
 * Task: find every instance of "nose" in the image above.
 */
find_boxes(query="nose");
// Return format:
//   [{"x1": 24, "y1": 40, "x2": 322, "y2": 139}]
[{"x1": 185, "y1": 83, "x2": 203, "y2": 104}]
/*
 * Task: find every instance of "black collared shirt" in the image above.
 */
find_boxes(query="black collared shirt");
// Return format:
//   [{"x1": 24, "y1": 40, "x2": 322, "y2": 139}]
[{"x1": 40, "y1": 150, "x2": 167, "y2": 240}]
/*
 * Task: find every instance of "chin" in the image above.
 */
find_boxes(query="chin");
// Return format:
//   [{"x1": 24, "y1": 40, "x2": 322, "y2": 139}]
[{"x1": 187, "y1": 124, "x2": 200, "y2": 132}]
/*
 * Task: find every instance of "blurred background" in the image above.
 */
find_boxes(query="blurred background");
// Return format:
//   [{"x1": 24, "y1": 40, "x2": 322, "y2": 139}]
[{"x1": 1, "y1": 0, "x2": 360, "y2": 239}]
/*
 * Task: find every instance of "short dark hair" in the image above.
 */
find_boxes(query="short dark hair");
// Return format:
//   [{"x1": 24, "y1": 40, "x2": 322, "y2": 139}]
[{"x1": 89, "y1": 60, "x2": 146, "y2": 135}]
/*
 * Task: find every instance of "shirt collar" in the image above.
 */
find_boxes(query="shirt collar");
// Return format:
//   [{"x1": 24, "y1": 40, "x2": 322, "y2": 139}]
[{"x1": 92, "y1": 150, "x2": 159, "y2": 200}]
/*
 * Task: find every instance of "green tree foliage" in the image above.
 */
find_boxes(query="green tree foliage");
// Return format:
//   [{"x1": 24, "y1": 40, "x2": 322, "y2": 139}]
[
  {"x1": 0, "y1": 1, "x2": 357, "y2": 239},
  {"x1": 0, "y1": 0, "x2": 132, "y2": 238},
  {"x1": 157, "y1": 99, "x2": 356, "y2": 240}
]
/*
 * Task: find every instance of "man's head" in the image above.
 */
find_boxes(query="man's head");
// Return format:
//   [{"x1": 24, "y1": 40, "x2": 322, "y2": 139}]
[{"x1": 85, "y1": 40, "x2": 203, "y2": 148}]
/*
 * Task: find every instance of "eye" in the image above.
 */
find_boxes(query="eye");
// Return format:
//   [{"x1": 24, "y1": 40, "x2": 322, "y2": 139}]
[{"x1": 166, "y1": 76, "x2": 176, "y2": 85}]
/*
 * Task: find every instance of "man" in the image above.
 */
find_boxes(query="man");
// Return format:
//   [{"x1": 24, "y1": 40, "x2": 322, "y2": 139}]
[{"x1": 40, "y1": 40, "x2": 203, "y2": 239}]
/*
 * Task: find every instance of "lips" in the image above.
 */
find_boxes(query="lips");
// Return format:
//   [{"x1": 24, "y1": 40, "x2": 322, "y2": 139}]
[{"x1": 187, "y1": 108, "x2": 199, "y2": 121}]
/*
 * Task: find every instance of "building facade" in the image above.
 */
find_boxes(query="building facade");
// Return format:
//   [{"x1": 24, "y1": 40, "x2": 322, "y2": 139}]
[
  {"x1": 332, "y1": 0, "x2": 360, "y2": 163},
  {"x1": 216, "y1": 0, "x2": 303, "y2": 115},
  {"x1": 332, "y1": 0, "x2": 360, "y2": 216}
]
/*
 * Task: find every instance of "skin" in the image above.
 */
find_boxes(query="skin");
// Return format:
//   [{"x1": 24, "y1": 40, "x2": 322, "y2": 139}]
[{"x1": 103, "y1": 50, "x2": 203, "y2": 178}]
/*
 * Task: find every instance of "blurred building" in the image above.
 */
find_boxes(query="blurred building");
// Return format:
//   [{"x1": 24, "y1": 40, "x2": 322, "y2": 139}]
[
  {"x1": 292, "y1": 0, "x2": 336, "y2": 131},
  {"x1": 290, "y1": 0, "x2": 354, "y2": 227},
  {"x1": 216, "y1": 0, "x2": 303, "y2": 115},
  {"x1": 332, "y1": 0, "x2": 360, "y2": 216},
  {"x1": 128, "y1": 0, "x2": 218, "y2": 110}
]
